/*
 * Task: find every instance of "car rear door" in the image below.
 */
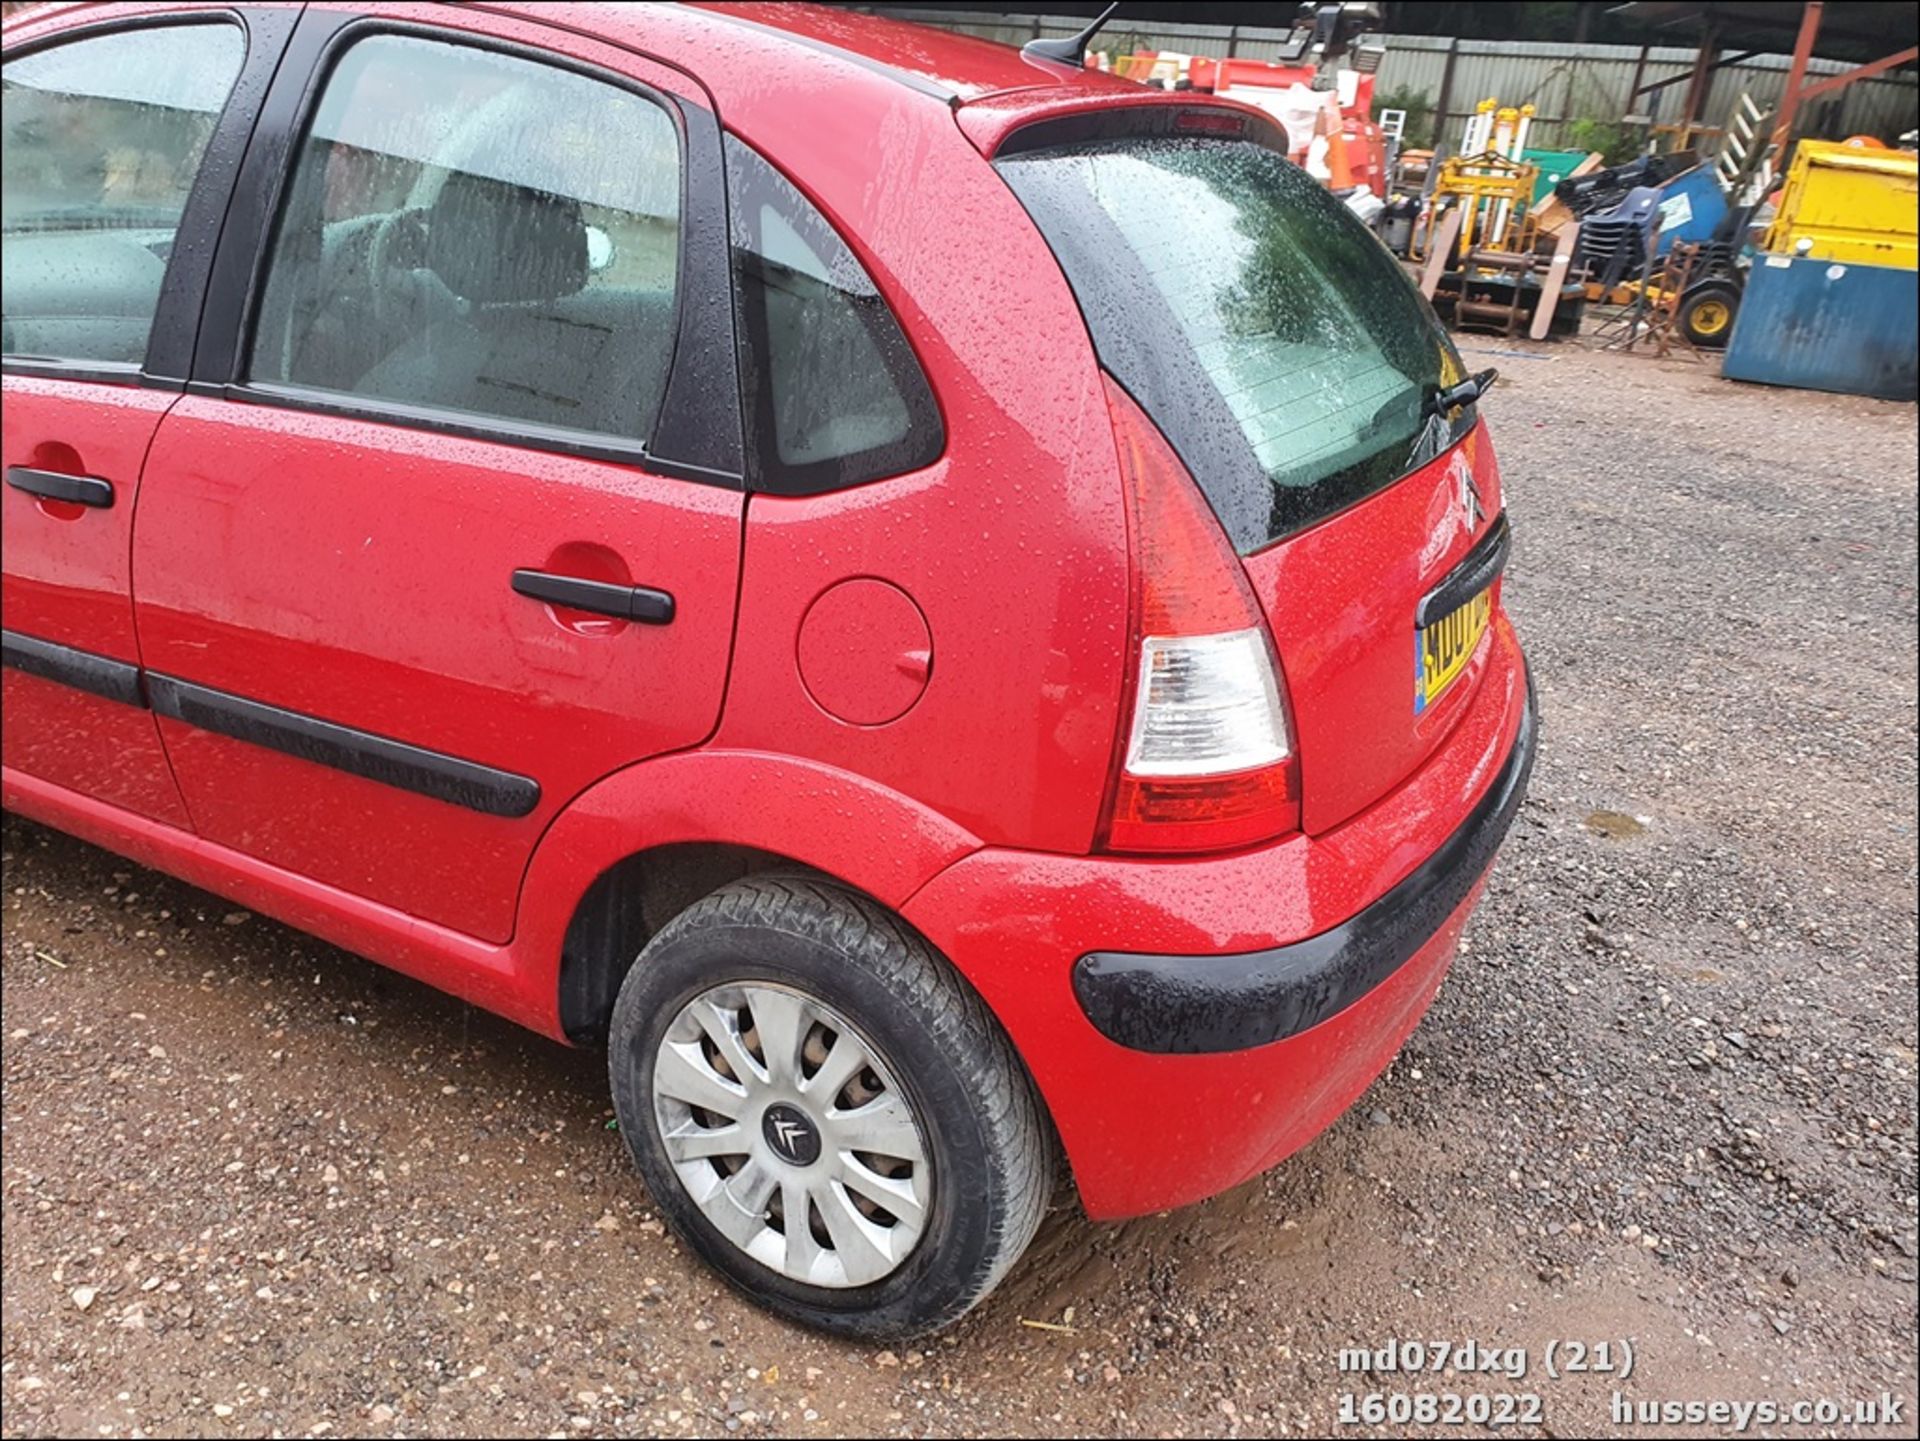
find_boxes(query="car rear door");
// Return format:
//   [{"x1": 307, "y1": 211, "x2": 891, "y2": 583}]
[
  {"x1": 1, "y1": 7, "x2": 292, "y2": 826},
  {"x1": 129, "y1": 6, "x2": 747, "y2": 942}
]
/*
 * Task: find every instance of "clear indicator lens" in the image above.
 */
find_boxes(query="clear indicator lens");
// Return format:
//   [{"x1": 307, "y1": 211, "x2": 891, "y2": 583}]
[{"x1": 1125, "y1": 628, "x2": 1292, "y2": 778}]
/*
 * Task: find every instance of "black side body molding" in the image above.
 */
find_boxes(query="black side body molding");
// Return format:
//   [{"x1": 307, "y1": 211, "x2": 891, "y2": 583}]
[
  {"x1": 145, "y1": 674, "x2": 540, "y2": 818},
  {"x1": 1073, "y1": 685, "x2": 1537, "y2": 1055},
  {"x1": 1, "y1": 630, "x2": 145, "y2": 708},
  {"x1": 1416, "y1": 512, "x2": 1511, "y2": 629}
]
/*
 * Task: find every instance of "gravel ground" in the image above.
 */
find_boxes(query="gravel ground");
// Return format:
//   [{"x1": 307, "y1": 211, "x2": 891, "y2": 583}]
[{"x1": 4, "y1": 343, "x2": 1916, "y2": 1439}]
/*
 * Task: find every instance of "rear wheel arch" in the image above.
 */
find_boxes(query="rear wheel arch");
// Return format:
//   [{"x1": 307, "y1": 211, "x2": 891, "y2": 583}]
[
  {"x1": 557, "y1": 842, "x2": 848, "y2": 1042},
  {"x1": 506, "y1": 748, "x2": 985, "y2": 1040}
]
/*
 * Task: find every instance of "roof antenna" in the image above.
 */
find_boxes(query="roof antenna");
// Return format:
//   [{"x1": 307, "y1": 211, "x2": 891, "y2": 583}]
[{"x1": 1022, "y1": 1, "x2": 1121, "y2": 68}]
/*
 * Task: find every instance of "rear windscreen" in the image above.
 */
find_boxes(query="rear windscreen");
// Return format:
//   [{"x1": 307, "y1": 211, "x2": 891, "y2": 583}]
[{"x1": 997, "y1": 135, "x2": 1470, "y2": 553}]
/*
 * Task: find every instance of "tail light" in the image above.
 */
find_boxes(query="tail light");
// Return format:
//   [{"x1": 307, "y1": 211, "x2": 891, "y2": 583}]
[{"x1": 1099, "y1": 376, "x2": 1300, "y2": 853}]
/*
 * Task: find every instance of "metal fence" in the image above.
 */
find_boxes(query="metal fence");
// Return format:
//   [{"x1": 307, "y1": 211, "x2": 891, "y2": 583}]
[{"x1": 872, "y1": 7, "x2": 1920, "y2": 149}]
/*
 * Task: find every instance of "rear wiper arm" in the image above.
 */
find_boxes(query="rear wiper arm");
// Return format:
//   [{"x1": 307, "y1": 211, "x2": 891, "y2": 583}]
[
  {"x1": 1407, "y1": 367, "x2": 1497, "y2": 468},
  {"x1": 1425, "y1": 367, "x2": 1499, "y2": 418}
]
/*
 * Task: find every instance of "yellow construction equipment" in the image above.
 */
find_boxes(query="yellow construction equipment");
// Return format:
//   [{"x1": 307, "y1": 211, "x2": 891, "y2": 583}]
[
  {"x1": 1411, "y1": 101, "x2": 1542, "y2": 266},
  {"x1": 1762, "y1": 140, "x2": 1919, "y2": 269},
  {"x1": 1407, "y1": 99, "x2": 1567, "y2": 336},
  {"x1": 1423, "y1": 151, "x2": 1539, "y2": 263}
]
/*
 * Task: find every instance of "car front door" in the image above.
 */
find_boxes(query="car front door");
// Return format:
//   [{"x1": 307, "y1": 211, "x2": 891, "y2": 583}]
[
  {"x1": 130, "y1": 7, "x2": 748, "y2": 942},
  {"x1": 1, "y1": 10, "x2": 289, "y2": 826}
]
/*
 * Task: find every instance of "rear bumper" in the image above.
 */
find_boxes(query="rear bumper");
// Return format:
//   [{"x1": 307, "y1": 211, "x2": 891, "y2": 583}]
[
  {"x1": 1073, "y1": 689, "x2": 1535, "y2": 1054},
  {"x1": 902, "y1": 615, "x2": 1533, "y2": 1219}
]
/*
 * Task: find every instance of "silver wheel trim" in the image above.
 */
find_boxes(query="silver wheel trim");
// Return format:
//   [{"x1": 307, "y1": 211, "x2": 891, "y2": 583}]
[{"x1": 651, "y1": 982, "x2": 932, "y2": 1288}]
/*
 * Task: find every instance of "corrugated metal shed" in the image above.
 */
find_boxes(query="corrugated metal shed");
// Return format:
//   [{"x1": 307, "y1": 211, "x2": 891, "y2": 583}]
[{"x1": 877, "y1": 9, "x2": 1919, "y2": 148}]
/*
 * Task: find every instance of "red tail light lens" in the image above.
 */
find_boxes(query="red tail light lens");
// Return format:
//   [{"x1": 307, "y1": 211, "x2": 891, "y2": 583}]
[{"x1": 1100, "y1": 376, "x2": 1300, "y2": 854}]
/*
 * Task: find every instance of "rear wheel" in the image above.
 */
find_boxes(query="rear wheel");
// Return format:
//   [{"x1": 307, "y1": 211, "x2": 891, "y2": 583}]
[
  {"x1": 1677, "y1": 278, "x2": 1741, "y2": 349},
  {"x1": 607, "y1": 876, "x2": 1051, "y2": 1338}
]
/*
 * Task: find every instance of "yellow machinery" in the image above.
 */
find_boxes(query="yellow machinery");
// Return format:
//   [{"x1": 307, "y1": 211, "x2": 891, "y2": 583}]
[
  {"x1": 1423, "y1": 151, "x2": 1539, "y2": 263},
  {"x1": 1410, "y1": 101, "x2": 1561, "y2": 336},
  {"x1": 1762, "y1": 140, "x2": 1919, "y2": 269},
  {"x1": 1412, "y1": 101, "x2": 1542, "y2": 265}
]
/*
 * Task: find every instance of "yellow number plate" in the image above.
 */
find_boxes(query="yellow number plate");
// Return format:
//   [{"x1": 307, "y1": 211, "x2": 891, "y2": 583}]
[{"x1": 1416, "y1": 590, "x2": 1491, "y2": 713}]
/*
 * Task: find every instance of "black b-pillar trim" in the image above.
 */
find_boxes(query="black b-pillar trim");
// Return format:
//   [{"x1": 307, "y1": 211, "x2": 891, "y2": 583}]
[
  {"x1": 145, "y1": 674, "x2": 541, "y2": 818},
  {"x1": 1, "y1": 630, "x2": 145, "y2": 708},
  {"x1": 646, "y1": 99, "x2": 746, "y2": 483}
]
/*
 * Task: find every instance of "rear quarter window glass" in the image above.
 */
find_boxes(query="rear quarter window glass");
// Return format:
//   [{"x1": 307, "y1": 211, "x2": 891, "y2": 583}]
[
  {"x1": 996, "y1": 135, "x2": 1470, "y2": 552},
  {"x1": 724, "y1": 134, "x2": 942, "y2": 494}
]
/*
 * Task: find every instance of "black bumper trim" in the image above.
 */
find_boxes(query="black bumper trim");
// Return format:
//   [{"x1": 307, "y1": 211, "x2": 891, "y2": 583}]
[{"x1": 1073, "y1": 687, "x2": 1537, "y2": 1055}]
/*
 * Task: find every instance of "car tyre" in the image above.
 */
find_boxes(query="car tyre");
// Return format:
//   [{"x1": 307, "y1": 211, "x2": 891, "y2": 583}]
[{"x1": 608, "y1": 875, "x2": 1051, "y2": 1338}]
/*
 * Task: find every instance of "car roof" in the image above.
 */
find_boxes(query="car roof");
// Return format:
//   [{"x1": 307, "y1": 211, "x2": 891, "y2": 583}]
[
  {"x1": 693, "y1": 2, "x2": 1135, "y2": 102},
  {"x1": 6, "y1": 1, "x2": 1142, "y2": 106},
  {"x1": 479, "y1": 1, "x2": 1144, "y2": 106},
  {"x1": 5, "y1": 2, "x2": 1158, "y2": 121}
]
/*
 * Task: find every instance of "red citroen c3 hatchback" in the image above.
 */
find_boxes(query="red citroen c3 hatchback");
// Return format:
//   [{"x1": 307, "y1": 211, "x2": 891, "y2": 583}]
[{"x1": 1, "y1": 1, "x2": 1533, "y2": 1336}]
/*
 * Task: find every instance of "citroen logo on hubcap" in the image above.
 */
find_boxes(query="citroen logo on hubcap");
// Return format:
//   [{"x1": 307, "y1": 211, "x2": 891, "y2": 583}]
[{"x1": 761, "y1": 1103, "x2": 821, "y2": 1166}]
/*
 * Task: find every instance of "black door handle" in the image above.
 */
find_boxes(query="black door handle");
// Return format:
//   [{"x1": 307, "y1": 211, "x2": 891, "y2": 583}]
[
  {"x1": 6, "y1": 466, "x2": 114, "y2": 508},
  {"x1": 512, "y1": 569, "x2": 675, "y2": 625}
]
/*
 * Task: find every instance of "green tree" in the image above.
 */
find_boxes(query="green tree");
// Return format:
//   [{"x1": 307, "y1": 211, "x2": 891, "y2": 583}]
[
  {"x1": 1374, "y1": 83, "x2": 1438, "y2": 149},
  {"x1": 1565, "y1": 115, "x2": 1642, "y2": 165}
]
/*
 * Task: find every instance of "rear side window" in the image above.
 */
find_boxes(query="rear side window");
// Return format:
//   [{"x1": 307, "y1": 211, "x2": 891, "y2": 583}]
[
  {"x1": 997, "y1": 134, "x2": 1470, "y2": 553},
  {"x1": 249, "y1": 35, "x2": 681, "y2": 444},
  {"x1": 1, "y1": 24, "x2": 245, "y2": 365},
  {"x1": 725, "y1": 135, "x2": 942, "y2": 494}
]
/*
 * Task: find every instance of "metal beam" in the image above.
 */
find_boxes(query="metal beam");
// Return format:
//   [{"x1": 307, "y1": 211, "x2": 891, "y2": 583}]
[
  {"x1": 1794, "y1": 44, "x2": 1920, "y2": 102},
  {"x1": 1434, "y1": 36, "x2": 1460, "y2": 149},
  {"x1": 1677, "y1": 18, "x2": 1720, "y2": 142},
  {"x1": 1632, "y1": 49, "x2": 1762, "y2": 95},
  {"x1": 1772, "y1": 1, "x2": 1823, "y2": 147},
  {"x1": 1628, "y1": 41, "x2": 1652, "y2": 104}
]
